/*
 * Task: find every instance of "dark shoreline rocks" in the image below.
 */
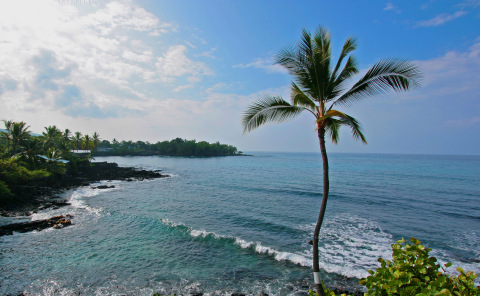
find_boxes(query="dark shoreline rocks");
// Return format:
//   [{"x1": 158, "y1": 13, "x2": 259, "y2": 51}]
[
  {"x1": 0, "y1": 215, "x2": 73, "y2": 236},
  {"x1": 0, "y1": 161, "x2": 169, "y2": 217}
]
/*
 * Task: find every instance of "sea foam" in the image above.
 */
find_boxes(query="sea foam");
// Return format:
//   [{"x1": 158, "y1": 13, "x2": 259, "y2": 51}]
[
  {"x1": 296, "y1": 214, "x2": 394, "y2": 279},
  {"x1": 160, "y1": 218, "x2": 312, "y2": 267}
]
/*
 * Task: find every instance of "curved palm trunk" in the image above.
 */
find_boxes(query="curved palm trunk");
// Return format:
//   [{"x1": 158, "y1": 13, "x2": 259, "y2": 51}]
[{"x1": 313, "y1": 127, "x2": 329, "y2": 296}]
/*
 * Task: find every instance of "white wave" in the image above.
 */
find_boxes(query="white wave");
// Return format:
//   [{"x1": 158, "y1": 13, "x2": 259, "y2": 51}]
[
  {"x1": 190, "y1": 229, "x2": 223, "y2": 239},
  {"x1": 159, "y1": 214, "x2": 397, "y2": 275},
  {"x1": 67, "y1": 181, "x2": 121, "y2": 215},
  {"x1": 30, "y1": 185, "x2": 110, "y2": 221},
  {"x1": 250, "y1": 242, "x2": 311, "y2": 266},
  {"x1": 23, "y1": 279, "x2": 78, "y2": 296},
  {"x1": 159, "y1": 218, "x2": 186, "y2": 228},
  {"x1": 297, "y1": 214, "x2": 394, "y2": 279},
  {"x1": 165, "y1": 173, "x2": 179, "y2": 178},
  {"x1": 30, "y1": 211, "x2": 62, "y2": 221},
  {"x1": 234, "y1": 237, "x2": 254, "y2": 248},
  {"x1": 159, "y1": 218, "x2": 311, "y2": 267}
]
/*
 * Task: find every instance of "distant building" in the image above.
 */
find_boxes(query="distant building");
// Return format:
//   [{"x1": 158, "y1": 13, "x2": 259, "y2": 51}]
[
  {"x1": 71, "y1": 150, "x2": 91, "y2": 157},
  {"x1": 37, "y1": 155, "x2": 70, "y2": 164}
]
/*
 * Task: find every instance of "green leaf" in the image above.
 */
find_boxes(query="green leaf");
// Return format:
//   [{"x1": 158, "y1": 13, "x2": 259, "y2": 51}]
[{"x1": 242, "y1": 96, "x2": 307, "y2": 133}]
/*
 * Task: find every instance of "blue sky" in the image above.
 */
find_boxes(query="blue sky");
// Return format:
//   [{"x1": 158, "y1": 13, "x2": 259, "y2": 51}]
[{"x1": 0, "y1": 0, "x2": 479, "y2": 155}]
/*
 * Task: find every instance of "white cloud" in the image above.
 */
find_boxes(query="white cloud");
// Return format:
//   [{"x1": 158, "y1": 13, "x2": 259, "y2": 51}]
[
  {"x1": 172, "y1": 84, "x2": 194, "y2": 92},
  {"x1": 122, "y1": 49, "x2": 154, "y2": 63},
  {"x1": 155, "y1": 45, "x2": 213, "y2": 82},
  {"x1": 82, "y1": 1, "x2": 162, "y2": 33},
  {"x1": 206, "y1": 82, "x2": 228, "y2": 93},
  {"x1": 384, "y1": 2, "x2": 401, "y2": 13},
  {"x1": 416, "y1": 10, "x2": 467, "y2": 27},
  {"x1": 415, "y1": 40, "x2": 480, "y2": 96},
  {"x1": 0, "y1": 0, "x2": 213, "y2": 122},
  {"x1": 336, "y1": 38, "x2": 480, "y2": 155},
  {"x1": 196, "y1": 48, "x2": 217, "y2": 59},
  {"x1": 233, "y1": 57, "x2": 287, "y2": 74}
]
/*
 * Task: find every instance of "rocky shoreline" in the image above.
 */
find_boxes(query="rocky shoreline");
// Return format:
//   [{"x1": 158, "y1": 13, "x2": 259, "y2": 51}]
[
  {"x1": 0, "y1": 214, "x2": 73, "y2": 236},
  {"x1": 0, "y1": 161, "x2": 169, "y2": 235},
  {"x1": 0, "y1": 162, "x2": 365, "y2": 296}
]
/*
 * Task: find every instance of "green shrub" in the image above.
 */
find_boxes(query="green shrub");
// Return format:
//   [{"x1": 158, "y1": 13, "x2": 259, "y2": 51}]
[
  {"x1": 310, "y1": 288, "x2": 352, "y2": 296},
  {"x1": 360, "y1": 237, "x2": 480, "y2": 295},
  {"x1": 0, "y1": 180, "x2": 14, "y2": 201},
  {"x1": 0, "y1": 158, "x2": 52, "y2": 188}
]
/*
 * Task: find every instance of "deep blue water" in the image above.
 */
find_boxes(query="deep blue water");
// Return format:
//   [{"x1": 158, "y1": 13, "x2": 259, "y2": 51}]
[{"x1": 1, "y1": 152, "x2": 479, "y2": 295}]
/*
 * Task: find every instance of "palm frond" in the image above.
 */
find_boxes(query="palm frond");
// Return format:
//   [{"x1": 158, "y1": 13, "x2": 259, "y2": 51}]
[
  {"x1": 276, "y1": 45, "x2": 300, "y2": 75},
  {"x1": 277, "y1": 27, "x2": 333, "y2": 101},
  {"x1": 329, "y1": 55, "x2": 359, "y2": 100},
  {"x1": 330, "y1": 36, "x2": 357, "y2": 80},
  {"x1": 324, "y1": 118, "x2": 341, "y2": 144},
  {"x1": 317, "y1": 109, "x2": 367, "y2": 144},
  {"x1": 312, "y1": 26, "x2": 332, "y2": 101},
  {"x1": 291, "y1": 82, "x2": 317, "y2": 111},
  {"x1": 300, "y1": 28, "x2": 314, "y2": 59},
  {"x1": 242, "y1": 96, "x2": 306, "y2": 134},
  {"x1": 340, "y1": 113, "x2": 367, "y2": 144},
  {"x1": 334, "y1": 59, "x2": 421, "y2": 107}
]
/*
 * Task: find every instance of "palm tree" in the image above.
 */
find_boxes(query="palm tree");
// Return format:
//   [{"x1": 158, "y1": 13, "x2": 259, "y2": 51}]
[
  {"x1": 57, "y1": 128, "x2": 73, "y2": 158},
  {"x1": 82, "y1": 134, "x2": 93, "y2": 151},
  {"x1": 62, "y1": 129, "x2": 72, "y2": 143},
  {"x1": 19, "y1": 136, "x2": 42, "y2": 169},
  {"x1": 92, "y1": 132, "x2": 100, "y2": 153},
  {"x1": 3, "y1": 120, "x2": 31, "y2": 157},
  {"x1": 73, "y1": 132, "x2": 82, "y2": 150},
  {"x1": 242, "y1": 26, "x2": 421, "y2": 295},
  {"x1": 1, "y1": 120, "x2": 14, "y2": 156},
  {"x1": 42, "y1": 125, "x2": 61, "y2": 152}
]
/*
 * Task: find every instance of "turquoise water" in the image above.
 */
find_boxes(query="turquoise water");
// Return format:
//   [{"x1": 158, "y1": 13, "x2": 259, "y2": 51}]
[{"x1": 1, "y1": 153, "x2": 479, "y2": 295}]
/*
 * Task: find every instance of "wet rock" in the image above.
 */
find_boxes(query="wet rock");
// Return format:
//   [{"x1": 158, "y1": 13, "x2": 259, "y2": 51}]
[
  {"x1": 0, "y1": 215, "x2": 73, "y2": 236},
  {"x1": 94, "y1": 185, "x2": 115, "y2": 189}
]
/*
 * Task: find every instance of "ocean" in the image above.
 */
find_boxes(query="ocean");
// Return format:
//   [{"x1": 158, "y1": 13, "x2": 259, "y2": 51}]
[{"x1": 1, "y1": 152, "x2": 479, "y2": 295}]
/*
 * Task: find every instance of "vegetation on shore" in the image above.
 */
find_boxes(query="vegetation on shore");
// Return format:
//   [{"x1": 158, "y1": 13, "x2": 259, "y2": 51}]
[
  {"x1": 95, "y1": 137, "x2": 241, "y2": 157},
  {"x1": 0, "y1": 119, "x2": 240, "y2": 204},
  {"x1": 360, "y1": 238, "x2": 479, "y2": 295}
]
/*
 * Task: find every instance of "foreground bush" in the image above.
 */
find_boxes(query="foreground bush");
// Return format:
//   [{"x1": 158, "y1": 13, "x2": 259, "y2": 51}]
[
  {"x1": 309, "y1": 288, "x2": 352, "y2": 296},
  {"x1": 360, "y1": 237, "x2": 479, "y2": 295},
  {"x1": 0, "y1": 158, "x2": 53, "y2": 203}
]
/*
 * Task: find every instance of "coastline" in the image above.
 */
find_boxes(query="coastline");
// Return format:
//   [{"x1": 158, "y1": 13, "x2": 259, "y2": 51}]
[{"x1": 0, "y1": 161, "x2": 169, "y2": 234}]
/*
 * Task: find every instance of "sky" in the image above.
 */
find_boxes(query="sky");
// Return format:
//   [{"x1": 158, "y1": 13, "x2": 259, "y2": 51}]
[{"x1": 0, "y1": 0, "x2": 479, "y2": 155}]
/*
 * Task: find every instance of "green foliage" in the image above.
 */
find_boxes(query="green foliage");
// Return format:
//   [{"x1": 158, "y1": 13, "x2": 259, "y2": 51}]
[
  {"x1": 308, "y1": 288, "x2": 349, "y2": 296},
  {"x1": 0, "y1": 180, "x2": 14, "y2": 201},
  {"x1": 95, "y1": 137, "x2": 239, "y2": 157},
  {"x1": 360, "y1": 238, "x2": 480, "y2": 296},
  {"x1": 0, "y1": 158, "x2": 52, "y2": 186}
]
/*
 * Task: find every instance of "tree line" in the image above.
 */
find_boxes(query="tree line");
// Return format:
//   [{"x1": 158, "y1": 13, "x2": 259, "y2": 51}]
[
  {"x1": 0, "y1": 120, "x2": 102, "y2": 200},
  {"x1": 0, "y1": 120, "x2": 241, "y2": 200},
  {"x1": 95, "y1": 138, "x2": 240, "y2": 157}
]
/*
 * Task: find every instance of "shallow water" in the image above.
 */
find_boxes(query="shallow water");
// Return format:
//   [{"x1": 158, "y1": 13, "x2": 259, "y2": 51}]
[{"x1": 1, "y1": 153, "x2": 479, "y2": 295}]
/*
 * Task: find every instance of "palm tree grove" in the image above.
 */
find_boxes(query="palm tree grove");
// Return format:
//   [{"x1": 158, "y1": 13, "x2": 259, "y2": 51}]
[{"x1": 0, "y1": 121, "x2": 240, "y2": 204}]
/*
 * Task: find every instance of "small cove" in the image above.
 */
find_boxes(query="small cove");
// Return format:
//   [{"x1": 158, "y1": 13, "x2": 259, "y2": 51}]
[{"x1": 1, "y1": 152, "x2": 479, "y2": 295}]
